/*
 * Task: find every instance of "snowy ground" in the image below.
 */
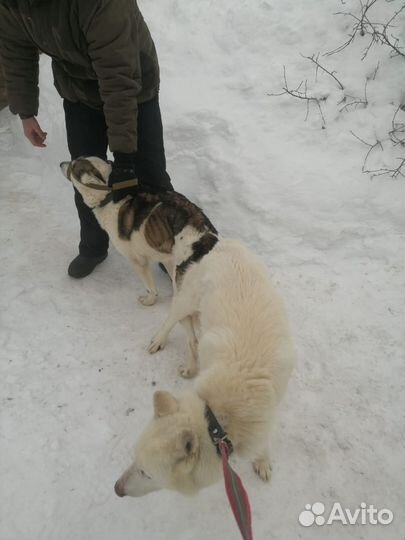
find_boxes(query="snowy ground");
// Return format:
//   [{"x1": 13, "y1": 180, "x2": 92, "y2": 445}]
[{"x1": 1, "y1": 1, "x2": 404, "y2": 539}]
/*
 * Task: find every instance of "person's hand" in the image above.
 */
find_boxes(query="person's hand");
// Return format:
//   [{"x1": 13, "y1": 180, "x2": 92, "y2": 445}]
[
  {"x1": 109, "y1": 152, "x2": 138, "y2": 202},
  {"x1": 22, "y1": 117, "x2": 47, "y2": 147}
]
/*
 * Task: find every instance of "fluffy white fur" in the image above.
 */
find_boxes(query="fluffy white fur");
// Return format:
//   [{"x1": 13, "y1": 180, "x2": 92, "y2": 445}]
[{"x1": 115, "y1": 239, "x2": 295, "y2": 497}]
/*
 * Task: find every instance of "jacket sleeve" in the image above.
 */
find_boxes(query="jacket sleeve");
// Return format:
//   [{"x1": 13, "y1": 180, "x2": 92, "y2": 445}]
[
  {"x1": 0, "y1": 7, "x2": 39, "y2": 118},
  {"x1": 81, "y1": 0, "x2": 143, "y2": 154}
]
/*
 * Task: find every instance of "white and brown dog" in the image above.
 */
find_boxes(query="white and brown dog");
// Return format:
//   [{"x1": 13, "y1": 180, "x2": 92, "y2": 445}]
[
  {"x1": 115, "y1": 239, "x2": 295, "y2": 497},
  {"x1": 60, "y1": 157, "x2": 218, "y2": 306}
]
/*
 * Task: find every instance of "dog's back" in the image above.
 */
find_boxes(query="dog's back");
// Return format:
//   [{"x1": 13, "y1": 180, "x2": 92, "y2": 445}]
[
  {"x1": 193, "y1": 239, "x2": 294, "y2": 454},
  {"x1": 61, "y1": 156, "x2": 220, "y2": 306}
]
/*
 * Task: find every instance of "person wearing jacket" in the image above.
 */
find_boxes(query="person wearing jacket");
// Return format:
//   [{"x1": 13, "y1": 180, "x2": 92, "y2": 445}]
[{"x1": 0, "y1": 0, "x2": 172, "y2": 278}]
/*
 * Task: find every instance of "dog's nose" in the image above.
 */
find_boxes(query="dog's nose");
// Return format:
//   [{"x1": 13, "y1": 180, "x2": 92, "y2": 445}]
[{"x1": 114, "y1": 479, "x2": 126, "y2": 497}]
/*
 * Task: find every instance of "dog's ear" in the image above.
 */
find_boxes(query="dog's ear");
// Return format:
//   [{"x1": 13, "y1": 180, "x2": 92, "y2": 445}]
[
  {"x1": 60, "y1": 161, "x2": 72, "y2": 181},
  {"x1": 175, "y1": 430, "x2": 198, "y2": 472},
  {"x1": 180, "y1": 430, "x2": 197, "y2": 457},
  {"x1": 153, "y1": 391, "x2": 179, "y2": 418}
]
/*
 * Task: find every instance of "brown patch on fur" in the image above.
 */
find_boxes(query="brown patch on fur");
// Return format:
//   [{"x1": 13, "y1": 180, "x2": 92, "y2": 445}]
[
  {"x1": 160, "y1": 192, "x2": 217, "y2": 235},
  {"x1": 116, "y1": 190, "x2": 217, "y2": 250},
  {"x1": 144, "y1": 205, "x2": 175, "y2": 253},
  {"x1": 118, "y1": 199, "x2": 136, "y2": 240},
  {"x1": 71, "y1": 159, "x2": 106, "y2": 183},
  {"x1": 117, "y1": 194, "x2": 159, "y2": 241},
  {"x1": 132, "y1": 195, "x2": 160, "y2": 231}
]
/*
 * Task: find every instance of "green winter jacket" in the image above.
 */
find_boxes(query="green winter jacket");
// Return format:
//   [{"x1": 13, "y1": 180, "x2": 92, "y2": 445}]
[{"x1": 0, "y1": 0, "x2": 160, "y2": 152}]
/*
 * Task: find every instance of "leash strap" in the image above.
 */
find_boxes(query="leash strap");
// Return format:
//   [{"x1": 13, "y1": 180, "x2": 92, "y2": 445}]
[
  {"x1": 219, "y1": 441, "x2": 253, "y2": 540},
  {"x1": 205, "y1": 405, "x2": 234, "y2": 456},
  {"x1": 205, "y1": 406, "x2": 253, "y2": 540}
]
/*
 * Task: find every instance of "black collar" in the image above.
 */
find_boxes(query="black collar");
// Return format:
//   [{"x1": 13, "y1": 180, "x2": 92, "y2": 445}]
[
  {"x1": 205, "y1": 404, "x2": 234, "y2": 456},
  {"x1": 97, "y1": 192, "x2": 114, "y2": 208}
]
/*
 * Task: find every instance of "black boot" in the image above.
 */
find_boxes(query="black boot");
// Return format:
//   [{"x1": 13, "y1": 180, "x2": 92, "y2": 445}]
[{"x1": 68, "y1": 254, "x2": 107, "y2": 279}]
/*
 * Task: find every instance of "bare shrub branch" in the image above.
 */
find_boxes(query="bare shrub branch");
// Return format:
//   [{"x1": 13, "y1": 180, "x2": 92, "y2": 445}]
[
  {"x1": 364, "y1": 157, "x2": 405, "y2": 178},
  {"x1": 351, "y1": 130, "x2": 383, "y2": 169},
  {"x1": 351, "y1": 130, "x2": 405, "y2": 178},
  {"x1": 268, "y1": 66, "x2": 326, "y2": 127},
  {"x1": 326, "y1": 0, "x2": 379, "y2": 56},
  {"x1": 326, "y1": 0, "x2": 405, "y2": 59},
  {"x1": 389, "y1": 105, "x2": 405, "y2": 146},
  {"x1": 339, "y1": 79, "x2": 369, "y2": 112},
  {"x1": 301, "y1": 53, "x2": 345, "y2": 90},
  {"x1": 379, "y1": 4, "x2": 405, "y2": 57},
  {"x1": 268, "y1": 2, "x2": 404, "y2": 179}
]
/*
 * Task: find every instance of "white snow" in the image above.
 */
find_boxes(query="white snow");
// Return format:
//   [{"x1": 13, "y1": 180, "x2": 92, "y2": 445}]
[{"x1": 0, "y1": 0, "x2": 404, "y2": 539}]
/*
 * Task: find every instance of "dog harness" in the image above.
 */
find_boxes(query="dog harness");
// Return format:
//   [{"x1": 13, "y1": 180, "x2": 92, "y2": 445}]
[{"x1": 205, "y1": 405, "x2": 253, "y2": 540}]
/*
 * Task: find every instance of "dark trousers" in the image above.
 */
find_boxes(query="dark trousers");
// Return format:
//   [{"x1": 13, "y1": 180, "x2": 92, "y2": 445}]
[{"x1": 63, "y1": 97, "x2": 172, "y2": 257}]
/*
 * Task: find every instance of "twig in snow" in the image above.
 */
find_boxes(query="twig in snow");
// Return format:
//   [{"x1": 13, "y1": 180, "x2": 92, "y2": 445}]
[
  {"x1": 301, "y1": 53, "x2": 345, "y2": 90},
  {"x1": 369, "y1": 62, "x2": 380, "y2": 81},
  {"x1": 351, "y1": 130, "x2": 405, "y2": 179},
  {"x1": 326, "y1": 0, "x2": 405, "y2": 59},
  {"x1": 364, "y1": 157, "x2": 405, "y2": 178},
  {"x1": 326, "y1": 0, "x2": 379, "y2": 56},
  {"x1": 267, "y1": 66, "x2": 327, "y2": 128},
  {"x1": 350, "y1": 130, "x2": 383, "y2": 171},
  {"x1": 378, "y1": 4, "x2": 405, "y2": 58},
  {"x1": 339, "y1": 79, "x2": 369, "y2": 112},
  {"x1": 389, "y1": 105, "x2": 405, "y2": 147}
]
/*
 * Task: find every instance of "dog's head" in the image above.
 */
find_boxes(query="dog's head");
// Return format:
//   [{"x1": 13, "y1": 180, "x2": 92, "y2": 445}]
[
  {"x1": 114, "y1": 391, "x2": 222, "y2": 498},
  {"x1": 60, "y1": 157, "x2": 112, "y2": 208}
]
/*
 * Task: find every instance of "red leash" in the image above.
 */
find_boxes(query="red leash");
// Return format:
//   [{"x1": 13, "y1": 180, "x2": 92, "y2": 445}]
[{"x1": 218, "y1": 440, "x2": 253, "y2": 540}]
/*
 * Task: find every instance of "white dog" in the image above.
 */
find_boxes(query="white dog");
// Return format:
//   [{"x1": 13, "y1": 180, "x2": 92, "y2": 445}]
[
  {"x1": 115, "y1": 239, "x2": 294, "y2": 497},
  {"x1": 60, "y1": 157, "x2": 217, "y2": 305}
]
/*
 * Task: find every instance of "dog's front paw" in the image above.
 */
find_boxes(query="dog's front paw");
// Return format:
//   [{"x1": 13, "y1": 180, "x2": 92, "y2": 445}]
[
  {"x1": 148, "y1": 334, "x2": 166, "y2": 354},
  {"x1": 253, "y1": 458, "x2": 272, "y2": 482},
  {"x1": 138, "y1": 291, "x2": 158, "y2": 306},
  {"x1": 178, "y1": 363, "x2": 198, "y2": 379}
]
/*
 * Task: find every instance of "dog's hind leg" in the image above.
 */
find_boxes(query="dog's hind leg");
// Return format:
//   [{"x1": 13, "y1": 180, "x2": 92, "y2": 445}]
[
  {"x1": 131, "y1": 259, "x2": 158, "y2": 306},
  {"x1": 252, "y1": 447, "x2": 272, "y2": 482},
  {"x1": 178, "y1": 316, "x2": 199, "y2": 379}
]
